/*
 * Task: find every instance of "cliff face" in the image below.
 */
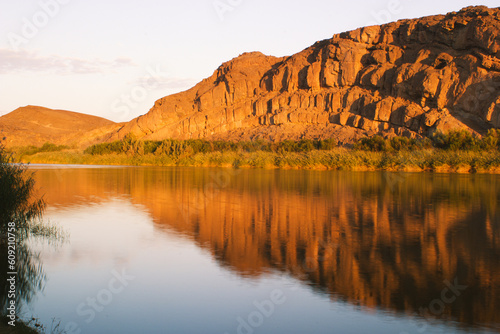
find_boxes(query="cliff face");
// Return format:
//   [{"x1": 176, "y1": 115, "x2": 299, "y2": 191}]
[{"x1": 114, "y1": 6, "x2": 500, "y2": 143}]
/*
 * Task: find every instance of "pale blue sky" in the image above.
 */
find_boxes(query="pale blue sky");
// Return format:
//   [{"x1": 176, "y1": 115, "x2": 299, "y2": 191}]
[{"x1": 0, "y1": 0, "x2": 497, "y2": 121}]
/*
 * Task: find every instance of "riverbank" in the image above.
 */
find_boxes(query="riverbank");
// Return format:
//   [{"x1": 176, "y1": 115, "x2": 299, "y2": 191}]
[
  {"x1": 15, "y1": 148, "x2": 500, "y2": 173},
  {"x1": 0, "y1": 146, "x2": 46, "y2": 334},
  {"x1": 0, "y1": 320, "x2": 41, "y2": 334},
  {"x1": 10, "y1": 131, "x2": 500, "y2": 173}
]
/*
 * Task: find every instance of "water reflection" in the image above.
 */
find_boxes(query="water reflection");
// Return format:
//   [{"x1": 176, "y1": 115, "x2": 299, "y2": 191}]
[
  {"x1": 0, "y1": 241, "x2": 45, "y2": 314},
  {"x1": 32, "y1": 166, "x2": 500, "y2": 331}
]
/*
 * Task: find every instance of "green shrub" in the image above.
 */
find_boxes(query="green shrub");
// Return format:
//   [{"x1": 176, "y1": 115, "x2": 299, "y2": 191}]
[
  {"x1": 389, "y1": 136, "x2": 431, "y2": 151},
  {"x1": 354, "y1": 131, "x2": 499, "y2": 153},
  {"x1": 16, "y1": 142, "x2": 69, "y2": 157},
  {"x1": 39, "y1": 142, "x2": 69, "y2": 152},
  {"x1": 354, "y1": 135, "x2": 389, "y2": 152},
  {"x1": 239, "y1": 140, "x2": 273, "y2": 152},
  {"x1": 0, "y1": 146, "x2": 45, "y2": 228},
  {"x1": 298, "y1": 139, "x2": 315, "y2": 152},
  {"x1": 84, "y1": 137, "x2": 338, "y2": 157},
  {"x1": 431, "y1": 130, "x2": 481, "y2": 151},
  {"x1": 185, "y1": 139, "x2": 214, "y2": 153},
  {"x1": 318, "y1": 139, "x2": 337, "y2": 150},
  {"x1": 84, "y1": 140, "x2": 123, "y2": 155},
  {"x1": 482, "y1": 129, "x2": 500, "y2": 150}
]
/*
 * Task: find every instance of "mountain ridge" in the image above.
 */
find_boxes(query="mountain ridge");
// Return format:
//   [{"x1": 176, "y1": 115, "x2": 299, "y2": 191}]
[
  {"x1": 107, "y1": 5, "x2": 500, "y2": 144},
  {"x1": 2, "y1": 5, "x2": 500, "y2": 147}
]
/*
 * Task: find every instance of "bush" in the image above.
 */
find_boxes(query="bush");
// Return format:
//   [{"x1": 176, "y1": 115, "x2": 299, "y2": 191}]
[
  {"x1": 354, "y1": 136, "x2": 389, "y2": 152},
  {"x1": 0, "y1": 146, "x2": 45, "y2": 228},
  {"x1": 38, "y1": 142, "x2": 69, "y2": 153},
  {"x1": 482, "y1": 129, "x2": 500, "y2": 150},
  {"x1": 318, "y1": 139, "x2": 337, "y2": 150},
  {"x1": 389, "y1": 136, "x2": 430, "y2": 151},
  {"x1": 0, "y1": 146, "x2": 64, "y2": 330},
  {"x1": 432, "y1": 130, "x2": 481, "y2": 151},
  {"x1": 16, "y1": 142, "x2": 69, "y2": 156},
  {"x1": 84, "y1": 137, "x2": 338, "y2": 156},
  {"x1": 84, "y1": 140, "x2": 123, "y2": 155},
  {"x1": 354, "y1": 132, "x2": 497, "y2": 153}
]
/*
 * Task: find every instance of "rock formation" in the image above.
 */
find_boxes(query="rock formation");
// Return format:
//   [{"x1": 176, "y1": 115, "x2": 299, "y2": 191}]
[
  {"x1": 2, "y1": 6, "x2": 499, "y2": 147},
  {"x1": 113, "y1": 6, "x2": 500, "y2": 144}
]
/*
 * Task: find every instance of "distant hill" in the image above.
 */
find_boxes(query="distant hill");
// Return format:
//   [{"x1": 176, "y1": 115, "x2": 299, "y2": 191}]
[{"x1": 0, "y1": 106, "x2": 119, "y2": 148}]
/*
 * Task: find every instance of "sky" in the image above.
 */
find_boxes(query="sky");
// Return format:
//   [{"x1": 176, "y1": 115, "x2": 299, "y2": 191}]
[{"x1": 0, "y1": 0, "x2": 498, "y2": 122}]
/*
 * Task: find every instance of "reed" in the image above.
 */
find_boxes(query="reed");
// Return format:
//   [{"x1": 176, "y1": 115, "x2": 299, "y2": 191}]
[
  {"x1": 13, "y1": 147, "x2": 500, "y2": 173},
  {"x1": 0, "y1": 146, "x2": 45, "y2": 230},
  {"x1": 10, "y1": 131, "x2": 500, "y2": 173}
]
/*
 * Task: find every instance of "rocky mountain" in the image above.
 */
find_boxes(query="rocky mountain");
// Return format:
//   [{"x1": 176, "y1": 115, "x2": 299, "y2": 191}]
[
  {"x1": 2, "y1": 6, "x2": 499, "y2": 147},
  {"x1": 111, "y1": 5, "x2": 500, "y2": 144},
  {"x1": 0, "y1": 106, "x2": 119, "y2": 148}
]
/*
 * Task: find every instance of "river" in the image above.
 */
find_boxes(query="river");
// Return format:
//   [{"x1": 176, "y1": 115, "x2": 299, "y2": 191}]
[{"x1": 19, "y1": 165, "x2": 500, "y2": 334}]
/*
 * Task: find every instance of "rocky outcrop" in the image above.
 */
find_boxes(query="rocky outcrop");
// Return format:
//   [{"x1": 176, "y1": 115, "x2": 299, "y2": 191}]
[
  {"x1": 111, "y1": 6, "x2": 500, "y2": 143},
  {"x1": 5, "y1": 7, "x2": 498, "y2": 146}
]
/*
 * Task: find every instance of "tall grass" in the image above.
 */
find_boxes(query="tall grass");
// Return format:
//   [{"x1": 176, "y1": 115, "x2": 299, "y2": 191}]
[
  {"x1": 354, "y1": 130, "x2": 500, "y2": 152},
  {"x1": 83, "y1": 134, "x2": 338, "y2": 156},
  {"x1": 15, "y1": 147, "x2": 500, "y2": 173},
  {"x1": 0, "y1": 146, "x2": 65, "y2": 334},
  {"x1": 14, "y1": 143, "x2": 69, "y2": 160},
  {"x1": 0, "y1": 146, "x2": 45, "y2": 230},
  {"x1": 11, "y1": 130, "x2": 500, "y2": 173}
]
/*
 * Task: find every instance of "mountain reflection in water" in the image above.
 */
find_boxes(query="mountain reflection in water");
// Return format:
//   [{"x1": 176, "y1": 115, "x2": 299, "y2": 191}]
[{"x1": 33, "y1": 166, "x2": 500, "y2": 331}]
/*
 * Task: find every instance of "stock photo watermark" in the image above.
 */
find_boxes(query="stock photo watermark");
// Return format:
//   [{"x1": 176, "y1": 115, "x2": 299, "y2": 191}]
[
  {"x1": 177, "y1": 167, "x2": 243, "y2": 223},
  {"x1": 384, "y1": 170, "x2": 408, "y2": 192},
  {"x1": 366, "y1": 0, "x2": 404, "y2": 26},
  {"x1": 213, "y1": 0, "x2": 405, "y2": 23},
  {"x1": 60, "y1": 268, "x2": 135, "y2": 334},
  {"x1": 111, "y1": 65, "x2": 168, "y2": 120},
  {"x1": 7, "y1": 0, "x2": 73, "y2": 51},
  {"x1": 5, "y1": 222, "x2": 17, "y2": 327},
  {"x1": 213, "y1": 0, "x2": 243, "y2": 21},
  {"x1": 401, "y1": 278, "x2": 468, "y2": 334},
  {"x1": 224, "y1": 289, "x2": 286, "y2": 334},
  {"x1": 223, "y1": 239, "x2": 338, "y2": 334}
]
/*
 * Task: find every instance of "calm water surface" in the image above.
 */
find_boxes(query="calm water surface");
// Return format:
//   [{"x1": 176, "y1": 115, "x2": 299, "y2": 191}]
[{"x1": 19, "y1": 166, "x2": 500, "y2": 333}]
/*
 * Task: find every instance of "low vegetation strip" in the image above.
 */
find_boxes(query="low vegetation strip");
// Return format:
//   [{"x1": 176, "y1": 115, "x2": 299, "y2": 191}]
[
  {"x1": 0, "y1": 148, "x2": 45, "y2": 227},
  {"x1": 10, "y1": 130, "x2": 500, "y2": 173},
  {"x1": 0, "y1": 146, "x2": 50, "y2": 334},
  {"x1": 82, "y1": 135, "x2": 338, "y2": 156}
]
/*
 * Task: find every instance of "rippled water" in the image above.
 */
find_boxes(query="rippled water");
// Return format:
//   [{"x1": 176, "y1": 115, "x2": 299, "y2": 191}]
[{"x1": 18, "y1": 165, "x2": 500, "y2": 333}]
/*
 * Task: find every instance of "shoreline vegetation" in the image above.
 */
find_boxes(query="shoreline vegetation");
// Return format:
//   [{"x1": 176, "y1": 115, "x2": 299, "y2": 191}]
[
  {"x1": 10, "y1": 130, "x2": 500, "y2": 174},
  {"x1": 0, "y1": 145, "x2": 62, "y2": 334}
]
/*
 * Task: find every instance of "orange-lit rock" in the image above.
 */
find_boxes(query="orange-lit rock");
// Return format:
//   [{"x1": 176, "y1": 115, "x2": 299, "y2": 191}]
[{"x1": 111, "y1": 6, "x2": 500, "y2": 143}]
